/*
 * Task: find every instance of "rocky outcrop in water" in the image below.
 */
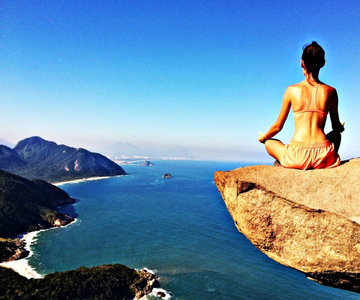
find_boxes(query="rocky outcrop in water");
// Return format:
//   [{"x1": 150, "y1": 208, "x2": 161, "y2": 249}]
[
  {"x1": 139, "y1": 160, "x2": 153, "y2": 166},
  {"x1": 134, "y1": 268, "x2": 161, "y2": 299},
  {"x1": 215, "y1": 158, "x2": 360, "y2": 294}
]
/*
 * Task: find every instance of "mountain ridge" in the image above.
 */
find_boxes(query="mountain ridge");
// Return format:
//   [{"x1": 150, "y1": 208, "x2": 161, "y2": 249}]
[
  {"x1": 95, "y1": 141, "x2": 195, "y2": 159},
  {"x1": 0, "y1": 139, "x2": 164, "y2": 298},
  {"x1": 0, "y1": 138, "x2": 15, "y2": 148},
  {"x1": 0, "y1": 136, "x2": 126, "y2": 182}
]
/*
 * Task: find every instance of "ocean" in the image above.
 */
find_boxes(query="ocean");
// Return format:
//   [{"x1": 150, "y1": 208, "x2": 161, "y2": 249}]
[{"x1": 27, "y1": 160, "x2": 358, "y2": 299}]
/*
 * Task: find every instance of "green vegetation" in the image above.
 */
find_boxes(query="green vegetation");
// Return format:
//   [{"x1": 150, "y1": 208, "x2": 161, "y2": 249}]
[
  {"x1": 0, "y1": 168, "x2": 75, "y2": 261},
  {"x1": 0, "y1": 136, "x2": 126, "y2": 182},
  {"x1": 0, "y1": 170, "x2": 153, "y2": 299},
  {"x1": 0, "y1": 170, "x2": 74, "y2": 239},
  {"x1": 0, "y1": 264, "x2": 148, "y2": 300}
]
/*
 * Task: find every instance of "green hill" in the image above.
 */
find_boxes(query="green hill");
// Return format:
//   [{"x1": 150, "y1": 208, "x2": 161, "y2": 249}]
[
  {"x1": 0, "y1": 168, "x2": 159, "y2": 299},
  {"x1": 0, "y1": 169, "x2": 75, "y2": 262},
  {"x1": 0, "y1": 136, "x2": 126, "y2": 182},
  {"x1": 0, "y1": 169, "x2": 75, "y2": 239},
  {"x1": 0, "y1": 264, "x2": 151, "y2": 300}
]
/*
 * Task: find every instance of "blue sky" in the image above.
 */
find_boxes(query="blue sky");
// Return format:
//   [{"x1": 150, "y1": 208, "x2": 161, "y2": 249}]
[{"x1": 1, "y1": 0, "x2": 360, "y2": 161}]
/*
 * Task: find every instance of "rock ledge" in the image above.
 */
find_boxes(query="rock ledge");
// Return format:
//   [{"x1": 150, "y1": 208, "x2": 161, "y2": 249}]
[{"x1": 215, "y1": 158, "x2": 360, "y2": 293}]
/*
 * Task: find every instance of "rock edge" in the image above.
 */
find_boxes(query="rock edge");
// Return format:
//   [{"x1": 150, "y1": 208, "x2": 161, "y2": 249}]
[{"x1": 215, "y1": 158, "x2": 360, "y2": 294}]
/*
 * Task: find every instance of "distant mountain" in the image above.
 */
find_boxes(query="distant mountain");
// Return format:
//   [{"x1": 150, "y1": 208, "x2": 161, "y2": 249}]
[
  {"x1": 0, "y1": 136, "x2": 126, "y2": 182},
  {"x1": 0, "y1": 169, "x2": 75, "y2": 239},
  {"x1": 0, "y1": 145, "x2": 27, "y2": 170},
  {"x1": 97, "y1": 142, "x2": 144, "y2": 157},
  {"x1": 0, "y1": 138, "x2": 15, "y2": 148},
  {"x1": 96, "y1": 141, "x2": 195, "y2": 159}
]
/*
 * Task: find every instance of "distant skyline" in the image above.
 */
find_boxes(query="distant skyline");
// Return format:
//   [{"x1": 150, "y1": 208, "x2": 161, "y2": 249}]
[{"x1": 1, "y1": 1, "x2": 360, "y2": 162}]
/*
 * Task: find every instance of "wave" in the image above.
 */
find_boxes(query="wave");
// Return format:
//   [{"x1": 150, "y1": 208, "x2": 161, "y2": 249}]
[
  {"x1": 137, "y1": 268, "x2": 172, "y2": 299},
  {"x1": 0, "y1": 219, "x2": 78, "y2": 279}
]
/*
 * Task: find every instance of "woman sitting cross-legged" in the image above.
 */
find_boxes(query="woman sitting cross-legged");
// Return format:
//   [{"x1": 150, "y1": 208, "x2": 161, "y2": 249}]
[{"x1": 258, "y1": 41, "x2": 344, "y2": 170}]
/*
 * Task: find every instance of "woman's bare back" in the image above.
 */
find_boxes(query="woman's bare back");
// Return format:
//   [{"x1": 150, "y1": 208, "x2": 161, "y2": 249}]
[
  {"x1": 288, "y1": 80, "x2": 337, "y2": 143},
  {"x1": 258, "y1": 42, "x2": 344, "y2": 169}
]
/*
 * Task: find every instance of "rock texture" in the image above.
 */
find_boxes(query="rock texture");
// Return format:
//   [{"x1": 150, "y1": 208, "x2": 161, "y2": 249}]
[
  {"x1": 215, "y1": 158, "x2": 360, "y2": 293},
  {"x1": 134, "y1": 268, "x2": 160, "y2": 299}
]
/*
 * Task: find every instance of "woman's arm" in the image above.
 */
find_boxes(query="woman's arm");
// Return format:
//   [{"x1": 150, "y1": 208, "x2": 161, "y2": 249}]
[
  {"x1": 328, "y1": 88, "x2": 345, "y2": 133},
  {"x1": 258, "y1": 87, "x2": 292, "y2": 143}
]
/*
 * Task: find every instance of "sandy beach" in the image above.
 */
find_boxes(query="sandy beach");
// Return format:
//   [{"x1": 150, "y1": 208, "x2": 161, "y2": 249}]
[
  {"x1": 0, "y1": 231, "x2": 43, "y2": 279},
  {"x1": 0, "y1": 219, "x2": 78, "y2": 279},
  {"x1": 54, "y1": 175, "x2": 124, "y2": 186},
  {"x1": 1, "y1": 175, "x2": 113, "y2": 280}
]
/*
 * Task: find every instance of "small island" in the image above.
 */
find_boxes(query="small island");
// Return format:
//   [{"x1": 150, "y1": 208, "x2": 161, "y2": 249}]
[{"x1": 138, "y1": 160, "x2": 153, "y2": 166}]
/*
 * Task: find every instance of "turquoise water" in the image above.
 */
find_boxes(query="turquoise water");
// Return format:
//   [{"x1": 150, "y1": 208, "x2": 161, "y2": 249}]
[{"x1": 29, "y1": 160, "x2": 358, "y2": 299}]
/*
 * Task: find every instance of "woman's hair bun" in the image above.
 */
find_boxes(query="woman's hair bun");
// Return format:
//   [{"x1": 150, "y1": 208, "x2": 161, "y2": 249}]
[{"x1": 302, "y1": 41, "x2": 325, "y2": 73}]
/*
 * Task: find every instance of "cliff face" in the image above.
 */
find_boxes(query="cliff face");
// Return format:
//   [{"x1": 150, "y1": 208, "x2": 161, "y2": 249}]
[{"x1": 215, "y1": 158, "x2": 360, "y2": 293}]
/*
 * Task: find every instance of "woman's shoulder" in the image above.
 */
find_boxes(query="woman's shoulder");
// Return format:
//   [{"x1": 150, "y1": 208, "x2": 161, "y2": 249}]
[
  {"x1": 287, "y1": 81, "x2": 337, "y2": 93},
  {"x1": 284, "y1": 82, "x2": 303, "y2": 95},
  {"x1": 319, "y1": 82, "x2": 337, "y2": 96},
  {"x1": 287, "y1": 81, "x2": 306, "y2": 90}
]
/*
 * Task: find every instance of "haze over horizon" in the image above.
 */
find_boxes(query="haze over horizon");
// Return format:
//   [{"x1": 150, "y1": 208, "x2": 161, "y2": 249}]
[{"x1": 2, "y1": 1, "x2": 360, "y2": 162}]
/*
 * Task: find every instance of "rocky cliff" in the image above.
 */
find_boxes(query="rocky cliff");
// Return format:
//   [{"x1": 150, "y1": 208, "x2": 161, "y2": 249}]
[
  {"x1": 215, "y1": 158, "x2": 360, "y2": 293},
  {"x1": 0, "y1": 136, "x2": 126, "y2": 182},
  {"x1": 0, "y1": 169, "x2": 75, "y2": 239}
]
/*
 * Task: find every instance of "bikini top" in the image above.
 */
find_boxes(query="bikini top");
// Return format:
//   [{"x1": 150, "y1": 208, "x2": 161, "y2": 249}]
[{"x1": 293, "y1": 84, "x2": 327, "y2": 117}]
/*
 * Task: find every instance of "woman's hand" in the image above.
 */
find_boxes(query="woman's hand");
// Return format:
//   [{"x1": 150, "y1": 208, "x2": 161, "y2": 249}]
[
  {"x1": 340, "y1": 121, "x2": 345, "y2": 132},
  {"x1": 258, "y1": 132, "x2": 266, "y2": 143}
]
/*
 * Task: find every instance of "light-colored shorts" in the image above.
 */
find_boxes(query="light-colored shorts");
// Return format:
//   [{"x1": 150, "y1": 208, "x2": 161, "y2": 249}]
[{"x1": 280, "y1": 140, "x2": 341, "y2": 170}]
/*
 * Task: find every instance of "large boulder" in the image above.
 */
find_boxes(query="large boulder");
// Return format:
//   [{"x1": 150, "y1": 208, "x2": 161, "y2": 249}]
[{"x1": 214, "y1": 158, "x2": 360, "y2": 293}]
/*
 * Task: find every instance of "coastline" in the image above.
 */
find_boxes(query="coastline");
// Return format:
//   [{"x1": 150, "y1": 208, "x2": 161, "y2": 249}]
[
  {"x1": 0, "y1": 231, "x2": 43, "y2": 279},
  {"x1": 54, "y1": 175, "x2": 124, "y2": 186},
  {"x1": 1, "y1": 174, "x2": 171, "y2": 298},
  {"x1": 0, "y1": 225, "x2": 172, "y2": 299},
  {"x1": 138, "y1": 288, "x2": 171, "y2": 300},
  {"x1": 0, "y1": 220, "x2": 77, "y2": 279},
  {"x1": 1, "y1": 175, "x2": 119, "y2": 280},
  {"x1": 137, "y1": 268, "x2": 171, "y2": 300}
]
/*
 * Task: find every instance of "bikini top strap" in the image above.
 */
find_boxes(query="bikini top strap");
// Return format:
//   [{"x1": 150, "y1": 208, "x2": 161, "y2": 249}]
[{"x1": 293, "y1": 84, "x2": 327, "y2": 116}]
